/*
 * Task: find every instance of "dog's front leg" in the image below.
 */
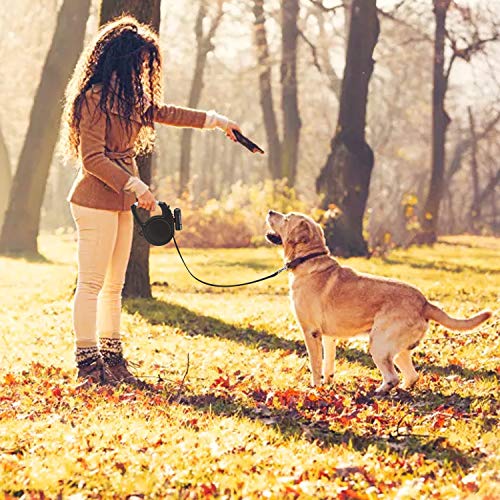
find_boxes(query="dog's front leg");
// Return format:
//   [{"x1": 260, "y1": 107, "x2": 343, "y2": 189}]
[
  {"x1": 303, "y1": 330, "x2": 323, "y2": 387},
  {"x1": 322, "y1": 336, "x2": 337, "y2": 384}
]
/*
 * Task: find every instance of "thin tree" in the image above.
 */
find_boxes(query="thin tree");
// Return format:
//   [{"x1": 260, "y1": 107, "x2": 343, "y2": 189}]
[
  {"x1": 468, "y1": 106, "x2": 480, "y2": 231},
  {"x1": 280, "y1": 0, "x2": 302, "y2": 186},
  {"x1": 445, "y1": 111, "x2": 500, "y2": 185},
  {"x1": 416, "y1": 0, "x2": 451, "y2": 244},
  {"x1": 315, "y1": 0, "x2": 380, "y2": 257},
  {"x1": 417, "y1": 1, "x2": 499, "y2": 243},
  {"x1": 99, "y1": 0, "x2": 161, "y2": 299},
  {"x1": 0, "y1": 0, "x2": 91, "y2": 256},
  {"x1": 178, "y1": 0, "x2": 224, "y2": 195},
  {"x1": 305, "y1": 0, "x2": 345, "y2": 96},
  {"x1": 0, "y1": 123, "x2": 11, "y2": 229},
  {"x1": 467, "y1": 107, "x2": 500, "y2": 232},
  {"x1": 252, "y1": 0, "x2": 282, "y2": 179},
  {"x1": 472, "y1": 169, "x2": 500, "y2": 228},
  {"x1": 252, "y1": 0, "x2": 302, "y2": 185}
]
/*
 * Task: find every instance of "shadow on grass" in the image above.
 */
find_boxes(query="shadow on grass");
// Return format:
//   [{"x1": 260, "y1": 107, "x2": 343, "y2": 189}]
[
  {"x1": 124, "y1": 297, "x2": 498, "y2": 383},
  {"x1": 179, "y1": 390, "x2": 483, "y2": 470},
  {"x1": 438, "y1": 239, "x2": 497, "y2": 250},
  {"x1": 123, "y1": 296, "x2": 305, "y2": 353},
  {"x1": 382, "y1": 256, "x2": 498, "y2": 275},
  {"x1": 419, "y1": 363, "x2": 500, "y2": 382},
  {"x1": 340, "y1": 346, "x2": 499, "y2": 381},
  {"x1": 0, "y1": 250, "x2": 52, "y2": 263},
  {"x1": 208, "y1": 259, "x2": 277, "y2": 272}
]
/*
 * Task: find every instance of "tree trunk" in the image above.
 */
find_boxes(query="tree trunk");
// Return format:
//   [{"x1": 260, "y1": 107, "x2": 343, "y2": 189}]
[
  {"x1": 472, "y1": 170, "x2": 500, "y2": 228},
  {"x1": 227, "y1": 138, "x2": 237, "y2": 188},
  {"x1": 417, "y1": 0, "x2": 451, "y2": 244},
  {"x1": 280, "y1": 0, "x2": 302, "y2": 187},
  {"x1": 0, "y1": 0, "x2": 91, "y2": 256},
  {"x1": 467, "y1": 107, "x2": 481, "y2": 232},
  {"x1": 0, "y1": 122, "x2": 11, "y2": 230},
  {"x1": 208, "y1": 131, "x2": 217, "y2": 198},
  {"x1": 179, "y1": 0, "x2": 223, "y2": 195},
  {"x1": 443, "y1": 186, "x2": 456, "y2": 234},
  {"x1": 253, "y1": 0, "x2": 282, "y2": 179},
  {"x1": 445, "y1": 111, "x2": 500, "y2": 185},
  {"x1": 123, "y1": 155, "x2": 155, "y2": 298},
  {"x1": 99, "y1": 0, "x2": 161, "y2": 299},
  {"x1": 315, "y1": 0, "x2": 379, "y2": 257},
  {"x1": 490, "y1": 170, "x2": 498, "y2": 233},
  {"x1": 314, "y1": 10, "x2": 342, "y2": 97},
  {"x1": 99, "y1": 0, "x2": 161, "y2": 27}
]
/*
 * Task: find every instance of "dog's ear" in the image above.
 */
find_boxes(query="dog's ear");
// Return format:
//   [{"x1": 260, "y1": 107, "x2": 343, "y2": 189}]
[{"x1": 289, "y1": 220, "x2": 312, "y2": 245}]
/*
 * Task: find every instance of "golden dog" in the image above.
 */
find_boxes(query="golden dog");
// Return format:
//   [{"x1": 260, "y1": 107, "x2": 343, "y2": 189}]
[{"x1": 266, "y1": 210, "x2": 492, "y2": 394}]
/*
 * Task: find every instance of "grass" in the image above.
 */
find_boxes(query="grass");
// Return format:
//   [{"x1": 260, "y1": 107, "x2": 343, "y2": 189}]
[{"x1": 0, "y1": 232, "x2": 498, "y2": 499}]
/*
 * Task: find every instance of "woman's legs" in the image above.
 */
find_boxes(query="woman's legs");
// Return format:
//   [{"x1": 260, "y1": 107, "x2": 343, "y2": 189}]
[
  {"x1": 70, "y1": 203, "x2": 118, "y2": 369},
  {"x1": 96, "y1": 211, "x2": 150, "y2": 388},
  {"x1": 97, "y1": 210, "x2": 134, "y2": 365},
  {"x1": 70, "y1": 204, "x2": 145, "y2": 387}
]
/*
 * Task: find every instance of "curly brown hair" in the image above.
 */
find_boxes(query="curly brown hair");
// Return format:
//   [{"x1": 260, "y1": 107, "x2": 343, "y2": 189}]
[{"x1": 61, "y1": 15, "x2": 163, "y2": 162}]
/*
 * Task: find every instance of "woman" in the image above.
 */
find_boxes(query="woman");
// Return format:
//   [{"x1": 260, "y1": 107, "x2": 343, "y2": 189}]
[{"x1": 61, "y1": 16, "x2": 241, "y2": 387}]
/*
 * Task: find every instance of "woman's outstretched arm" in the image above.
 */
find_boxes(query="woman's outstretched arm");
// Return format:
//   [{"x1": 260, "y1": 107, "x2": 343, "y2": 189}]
[
  {"x1": 152, "y1": 103, "x2": 241, "y2": 140},
  {"x1": 152, "y1": 103, "x2": 207, "y2": 128}
]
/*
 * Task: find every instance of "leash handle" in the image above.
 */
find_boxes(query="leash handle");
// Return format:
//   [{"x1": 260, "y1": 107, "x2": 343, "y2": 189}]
[
  {"x1": 131, "y1": 201, "x2": 171, "y2": 230},
  {"x1": 172, "y1": 237, "x2": 286, "y2": 288}
]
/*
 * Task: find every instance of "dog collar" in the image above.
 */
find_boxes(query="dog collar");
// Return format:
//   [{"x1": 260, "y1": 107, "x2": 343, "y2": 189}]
[{"x1": 285, "y1": 251, "x2": 329, "y2": 270}]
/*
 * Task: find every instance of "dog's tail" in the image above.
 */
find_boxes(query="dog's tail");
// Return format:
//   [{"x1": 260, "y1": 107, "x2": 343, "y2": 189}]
[{"x1": 424, "y1": 302, "x2": 492, "y2": 331}]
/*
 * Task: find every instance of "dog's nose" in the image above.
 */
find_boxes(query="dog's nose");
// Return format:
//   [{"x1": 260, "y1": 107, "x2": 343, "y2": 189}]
[{"x1": 268, "y1": 210, "x2": 276, "y2": 216}]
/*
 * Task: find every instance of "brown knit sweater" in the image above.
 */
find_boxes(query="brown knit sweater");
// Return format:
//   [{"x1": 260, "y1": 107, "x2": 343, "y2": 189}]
[{"x1": 66, "y1": 84, "x2": 207, "y2": 211}]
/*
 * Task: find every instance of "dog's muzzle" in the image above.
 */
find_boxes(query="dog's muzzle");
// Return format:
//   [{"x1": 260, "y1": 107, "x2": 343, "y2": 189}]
[{"x1": 265, "y1": 231, "x2": 282, "y2": 245}]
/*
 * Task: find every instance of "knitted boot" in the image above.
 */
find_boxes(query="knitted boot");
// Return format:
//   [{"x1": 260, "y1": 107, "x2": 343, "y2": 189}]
[
  {"x1": 75, "y1": 346, "x2": 117, "y2": 387},
  {"x1": 100, "y1": 338, "x2": 151, "y2": 390}
]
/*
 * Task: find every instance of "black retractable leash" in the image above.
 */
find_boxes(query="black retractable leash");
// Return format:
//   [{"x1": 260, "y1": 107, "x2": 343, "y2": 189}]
[
  {"x1": 130, "y1": 131, "x2": 327, "y2": 286},
  {"x1": 131, "y1": 201, "x2": 288, "y2": 287}
]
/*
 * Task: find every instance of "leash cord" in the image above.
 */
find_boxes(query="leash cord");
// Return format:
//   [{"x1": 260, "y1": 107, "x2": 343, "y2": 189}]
[{"x1": 172, "y1": 236, "x2": 287, "y2": 288}]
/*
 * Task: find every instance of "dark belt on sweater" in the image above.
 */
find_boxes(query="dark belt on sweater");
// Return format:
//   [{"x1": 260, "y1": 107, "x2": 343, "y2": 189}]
[
  {"x1": 105, "y1": 148, "x2": 136, "y2": 175},
  {"x1": 105, "y1": 147, "x2": 135, "y2": 164}
]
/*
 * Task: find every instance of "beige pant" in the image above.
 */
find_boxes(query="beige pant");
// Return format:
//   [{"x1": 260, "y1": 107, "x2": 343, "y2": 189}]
[{"x1": 70, "y1": 202, "x2": 133, "y2": 348}]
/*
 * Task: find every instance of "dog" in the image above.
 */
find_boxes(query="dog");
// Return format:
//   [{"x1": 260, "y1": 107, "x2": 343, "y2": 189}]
[{"x1": 265, "y1": 210, "x2": 492, "y2": 394}]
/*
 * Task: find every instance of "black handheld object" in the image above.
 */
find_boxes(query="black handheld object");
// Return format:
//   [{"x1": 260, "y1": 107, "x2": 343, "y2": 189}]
[
  {"x1": 131, "y1": 200, "x2": 289, "y2": 287},
  {"x1": 131, "y1": 201, "x2": 182, "y2": 246},
  {"x1": 173, "y1": 208, "x2": 182, "y2": 230},
  {"x1": 232, "y1": 129, "x2": 264, "y2": 154}
]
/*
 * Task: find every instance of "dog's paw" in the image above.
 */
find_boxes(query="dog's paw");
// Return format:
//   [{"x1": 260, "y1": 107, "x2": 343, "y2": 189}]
[
  {"x1": 401, "y1": 375, "x2": 419, "y2": 390},
  {"x1": 374, "y1": 379, "x2": 399, "y2": 395}
]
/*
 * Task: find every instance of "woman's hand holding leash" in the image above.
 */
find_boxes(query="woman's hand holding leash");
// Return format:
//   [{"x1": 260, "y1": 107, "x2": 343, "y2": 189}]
[{"x1": 137, "y1": 189, "x2": 157, "y2": 211}]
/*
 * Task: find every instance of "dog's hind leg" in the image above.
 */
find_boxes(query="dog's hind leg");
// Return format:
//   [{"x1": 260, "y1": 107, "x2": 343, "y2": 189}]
[
  {"x1": 322, "y1": 336, "x2": 337, "y2": 385},
  {"x1": 369, "y1": 330, "x2": 399, "y2": 394},
  {"x1": 394, "y1": 350, "x2": 419, "y2": 389},
  {"x1": 303, "y1": 330, "x2": 323, "y2": 387},
  {"x1": 393, "y1": 319, "x2": 427, "y2": 389}
]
